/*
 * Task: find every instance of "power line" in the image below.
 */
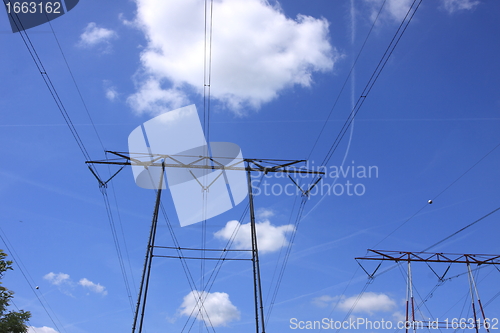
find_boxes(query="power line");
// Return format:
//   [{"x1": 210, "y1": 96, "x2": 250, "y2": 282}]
[
  {"x1": 47, "y1": 18, "x2": 106, "y2": 151},
  {"x1": 7, "y1": 9, "x2": 94, "y2": 166},
  {"x1": 203, "y1": 0, "x2": 214, "y2": 143},
  {"x1": 8, "y1": 9, "x2": 140, "y2": 329},
  {"x1": 421, "y1": 205, "x2": 500, "y2": 253},
  {"x1": 46, "y1": 18, "x2": 138, "y2": 316},
  {"x1": 0, "y1": 227, "x2": 66, "y2": 333},
  {"x1": 316, "y1": 0, "x2": 423, "y2": 172},
  {"x1": 372, "y1": 141, "x2": 500, "y2": 248},
  {"x1": 265, "y1": 0, "x2": 424, "y2": 323},
  {"x1": 307, "y1": 0, "x2": 387, "y2": 160},
  {"x1": 362, "y1": 205, "x2": 500, "y2": 284}
]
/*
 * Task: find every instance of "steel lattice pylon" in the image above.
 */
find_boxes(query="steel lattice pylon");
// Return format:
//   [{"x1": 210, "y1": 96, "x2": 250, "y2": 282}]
[
  {"x1": 87, "y1": 152, "x2": 324, "y2": 333},
  {"x1": 356, "y1": 249, "x2": 500, "y2": 333}
]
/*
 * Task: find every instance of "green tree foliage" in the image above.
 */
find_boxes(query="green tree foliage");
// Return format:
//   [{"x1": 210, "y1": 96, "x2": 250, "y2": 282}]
[{"x1": 0, "y1": 250, "x2": 30, "y2": 333}]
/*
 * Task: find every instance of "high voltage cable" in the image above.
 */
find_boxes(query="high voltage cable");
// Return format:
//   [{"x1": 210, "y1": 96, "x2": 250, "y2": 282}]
[
  {"x1": 8, "y1": 8, "x2": 139, "y2": 329},
  {"x1": 5, "y1": 11, "x2": 100, "y2": 332},
  {"x1": 265, "y1": 0, "x2": 424, "y2": 323},
  {"x1": 0, "y1": 227, "x2": 66, "y2": 333},
  {"x1": 47, "y1": 16, "x2": 137, "y2": 316},
  {"x1": 46, "y1": 19, "x2": 106, "y2": 151},
  {"x1": 352, "y1": 137, "x2": 500, "y2": 312},
  {"x1": 265, "y1": 197, "x2": 308, "y2": 322},
  {"x1": 10, "y1": 300, "x2": 40, "y2": 333},
  {"x1": 307, "y1": 0, "x2": 387, "y2": 160},
  {"x1": 268, "y1": 0, "x2": 423, "y2": 326},
  {"x1": 7, "y1": 9, "x2": 94, "y2": 167},
  {"x1": 300, "y1": 0, "x2": 499, "y2": 323},
  {"x1": 180, "y1": 175, "x2": 266, "y2": 332},
  {"x1": 421, "y1": 205, "x2": 500, "y2": 253},
  {"x1": 372, "y1": 141, "x2": 500, "y2": 248},
  {"x1": 137, "y1": 169, "x2": 215, "y2": 333},
  {"x1": 396, "y1": 263, "x2": 442, "y2": 331},
  {"x1": 51, "y1": 3, "x2": 134, "y2": 309},
  {"x1": 276, "y1": 0, "x2": 386, "y2": 323},
  {"x1": 366, "y1": 205, "x2": 500, "y2": 284},
  {"x1": 159, "y1": 201, "x2": 216, "y2": 333},
  {"x1": 197, "y1": 2, "x2": 214, "y2": 332},
  {"x1": 264, "y1": 194, "x2": 299, "y2": 312},
  {"x1": 178, "y1": 174, "x2": 266, "y2": 332},
  {"x1": 100, "y1": 188, "x2": 135, "y2": 312},
  {"x1": 317, "y1": 0, "x2": 423, "y2": 174},
  {"x1": 203, "y1": 0, "x2": 214, "y2": 143}
]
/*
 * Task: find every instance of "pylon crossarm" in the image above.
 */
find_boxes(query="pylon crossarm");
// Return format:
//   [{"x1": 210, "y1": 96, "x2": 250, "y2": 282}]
[
  {"x1": 166, "y1": 154, "x2": 205, "y2": 167},
  {"x1": 86, "y1": 152, "x2": 325, "y2": 175},
  {"x1": 356, "y1": 250, "x2": 500, "y2": 265},
  {"x1": 109, "y1": 151, "x2": 145, "y2": 165}
]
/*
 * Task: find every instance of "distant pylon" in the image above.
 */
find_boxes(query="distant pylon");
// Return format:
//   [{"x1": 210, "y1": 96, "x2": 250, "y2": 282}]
[{"x1": 356, "y1": 250, "x2": 500, "y2": 333}]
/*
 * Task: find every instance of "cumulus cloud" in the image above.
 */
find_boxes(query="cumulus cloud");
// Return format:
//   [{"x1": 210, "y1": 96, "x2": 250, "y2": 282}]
[
  {"x1": 312, "y1": 295, "x2": 338, "y2": 308},
  {"x1": 127, "y1": 0, "x2": 339, "y2": 115},
  {"x1": 127, "y1": 78, "x2": 189, "y2": 114},
  {"x1": 103, "y1": 80, "x2": 119, "y2": 101},
  {"x1": 179, "y1": 291, "x2": 240, "y2": 327},
  {"x1": 337, "y1": 292, "x2": 396, "y2": 315},
  {"x1": 43, "y1": 272, "x2": 70, "y2": 286},
  {"x1": 441, "y1": 0, "x2": 480, "y2": 13},
  {"x1": 43, "y1": 272, "x2": 107, "y2": 296},
  {"x1": 215, "y1": 217, "x2": 294, "y2": 254},
  {"x1": 78, "y1": 278, "x2": 108, "y2": 295},
  {"x1": 106, "y1": 87, "x2": 118, "y2": 101},
  {"x1": 256, "y1": 208, "x2": 274, "y2": 219},
  {"x1": 28, "y1": 327, "x2": 59, "y2": 333},
  {"x1": 315, "y1": 292, "x2": 396, "y2": 314},
  {"x1": 78, "y1": 22, "x2": 117, "y2": 48}
]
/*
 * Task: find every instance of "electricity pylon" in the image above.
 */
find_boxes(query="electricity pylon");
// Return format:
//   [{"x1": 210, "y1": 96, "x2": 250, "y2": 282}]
[
  {"x1": 87, "y1": 151, "x2": 324, "y2": 333},
  {"x1": 356, "y1": 250, "x2": 500, "y2": 333}
]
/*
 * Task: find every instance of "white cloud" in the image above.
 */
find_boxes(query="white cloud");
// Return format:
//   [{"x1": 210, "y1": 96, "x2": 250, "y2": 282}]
[
  {"x1": 127, "y1": 78, "x2": 189, "y2": 115},
  {"x1": 128, "y1": 0, "x2": 339, "y2": 115},
  {"x1": 43, "y1": 272, "x2": 107, "y2": 296},
  {"x1": 441, "y1": 0, "x2": 480, "y2": 13},
  {"x1": 78, "y1": 278, "x2": 108, "y2": 295},
  {"x1": 337, "y1": 292, "x2": 396, "y2": 315},
  {"x1": 179, "y1": 291, "x2": 240, "y2": 327},
  {"x1": 312, "y1": 295, "x2": 338, "y2": 308},
  {"x1": 78, "y1": 22, "x2": 117, "y2": 48},
  {"x1": 28, "y1": 327, "x2": 59, "y2": 333},
  {"x1": 256, "y1": 208, "x2": 274, "y2": 219},
  {"x1": 214, "y1": 219, "x2": 294, "y2": 254},
  {"x1": 365, "y1": 0, "x2": 413, "y2": 23},
  {"x1": 43, "y1": 272, "x2": 70, "y2": 286},
  {"x1": 103, "y1": 80, "x2": 119, "y2": 101},
  {"x1": 106, "y1": 87, "x2": 118, "y2": 101}
]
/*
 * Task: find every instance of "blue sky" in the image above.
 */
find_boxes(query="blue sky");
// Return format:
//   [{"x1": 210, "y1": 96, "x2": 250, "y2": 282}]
[{"x1": 1, "y1": 0, "x2": 500, "y2": 332}]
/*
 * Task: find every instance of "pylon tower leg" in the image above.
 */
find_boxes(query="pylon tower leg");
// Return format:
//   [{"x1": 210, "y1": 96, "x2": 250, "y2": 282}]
[
  {"x1": 246, "y1": 164, "x2": 266, "y2": 333},
  {"x1": 132, "y1": 165, "x2": 164, "y2": 333}
]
